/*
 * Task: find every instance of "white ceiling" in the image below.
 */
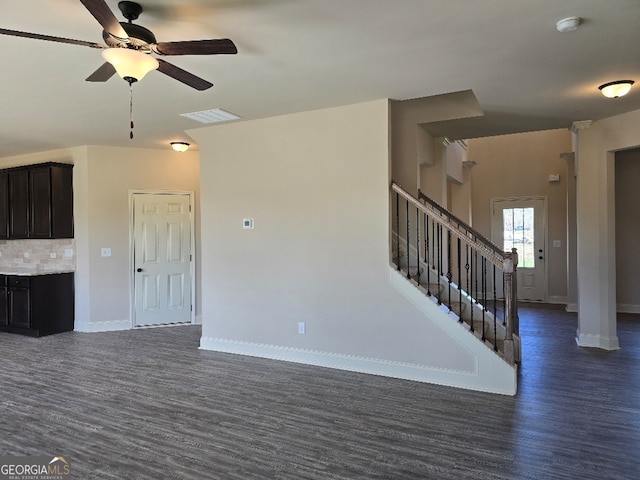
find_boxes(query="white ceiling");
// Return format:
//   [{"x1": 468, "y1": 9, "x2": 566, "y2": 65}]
[{"x1": 1, "y1": 0, "x2": 640, "y2": 158}]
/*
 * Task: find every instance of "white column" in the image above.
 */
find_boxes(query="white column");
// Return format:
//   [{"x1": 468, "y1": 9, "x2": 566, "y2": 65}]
[
  {"x1": 560, "y1": 150, "x2": 577, "y2": 312},
  {"x1": 574, "y1": 120, "x2": 619, "y2": 350},
  {"x1": 420, "y1": 136, "x2": 449, "y2": 207}
]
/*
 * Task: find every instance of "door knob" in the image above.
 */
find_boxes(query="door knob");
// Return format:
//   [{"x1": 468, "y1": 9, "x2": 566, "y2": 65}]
[{"x1": 136, "y1": 268, "x2": 143, "y2": 272}]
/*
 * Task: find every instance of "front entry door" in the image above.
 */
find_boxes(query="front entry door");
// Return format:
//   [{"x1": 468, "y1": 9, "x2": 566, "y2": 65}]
[
  {"x1": 133, "y1": 193, "x2": 192, "y2": 327},
  {"x1": 491, "y1": 197, "x2": 546, "y2": 302}
]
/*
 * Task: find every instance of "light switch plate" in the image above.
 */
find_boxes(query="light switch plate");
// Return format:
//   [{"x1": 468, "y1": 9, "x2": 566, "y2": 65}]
[{"x1": 243, "y1": 218, "x2": 254, "y2": 229}]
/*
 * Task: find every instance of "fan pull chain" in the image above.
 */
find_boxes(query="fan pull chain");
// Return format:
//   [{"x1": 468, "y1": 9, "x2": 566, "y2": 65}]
[{"x1": 129, "y1": 81, "x2": 134, "y2": 140}]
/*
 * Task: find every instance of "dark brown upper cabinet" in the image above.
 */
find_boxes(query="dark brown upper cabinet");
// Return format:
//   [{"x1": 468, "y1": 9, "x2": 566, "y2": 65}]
[
  {"x1": 1, "y1": 163, "x2": 73, "y2": 239},
  {"x1": 8, "y1": 169, "x2": 30, "y2": 239},
  {"x1": 0, "y1": 172, "x2": 8, "y2": 239}
]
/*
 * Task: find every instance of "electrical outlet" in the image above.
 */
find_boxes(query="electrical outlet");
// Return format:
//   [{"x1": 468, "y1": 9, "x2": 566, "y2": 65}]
[
  {"x1": 23, "y1": 252, "x2": 30, "y2": 258},
  {"x1": 101, "y1": 248, "x2": 112, "y2": 257},
  {"x1": 64, "y1": 249, "x2": 73, "y2": 257},
  {"x1": 50, "y1": 253, "x2": 57, "y2": 259},
  {"x1": 298, "y1": 322, "x2": 306, "y2": 334}
]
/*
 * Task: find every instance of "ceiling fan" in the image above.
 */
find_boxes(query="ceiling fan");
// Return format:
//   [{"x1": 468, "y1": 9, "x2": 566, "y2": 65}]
[{"x1": 0, "y1": 0, "x2": 238, "y2": 91}]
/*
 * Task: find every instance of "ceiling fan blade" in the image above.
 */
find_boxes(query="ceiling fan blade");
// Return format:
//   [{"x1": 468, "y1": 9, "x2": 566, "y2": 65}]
[
  {"x1": 156, "y1": 59, "x2": 213, "y2": 91},
  {"x1": 0, "y1": 28, "x2": 104, "y2": 49},
  {"x1": 152, "y1": 39, "x2": 237, "y2": 56},
  {"x1": 86, "y1": 62, "x2": 117, "y2": 82},
  {"x1": 79, "y1": 0, "x2": 129, "y2": 40}
]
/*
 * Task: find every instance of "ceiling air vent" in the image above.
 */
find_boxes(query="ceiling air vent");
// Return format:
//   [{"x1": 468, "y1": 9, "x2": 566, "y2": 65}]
[{"x1": 180, "y1": 108, "x2": 241, "y2": 124}]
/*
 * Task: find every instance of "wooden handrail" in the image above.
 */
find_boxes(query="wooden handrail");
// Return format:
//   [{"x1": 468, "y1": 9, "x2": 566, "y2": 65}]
[
  {"x1": 391, "y1": 183, "x2": 516, "y2": 273},
  {"x1": 391, "y1": 182, "x2": 519, "y2": 364}
]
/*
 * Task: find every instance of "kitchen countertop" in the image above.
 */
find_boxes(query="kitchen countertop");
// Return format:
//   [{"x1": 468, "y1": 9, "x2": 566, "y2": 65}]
[{"x1": 0, "y1": 268, "x2": 75, "y2": 276}]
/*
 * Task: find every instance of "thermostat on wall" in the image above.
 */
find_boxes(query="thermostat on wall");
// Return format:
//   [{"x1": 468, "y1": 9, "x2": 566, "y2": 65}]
[{"x1": 243, "y1": 218, "x2": 254, "y2": 229}]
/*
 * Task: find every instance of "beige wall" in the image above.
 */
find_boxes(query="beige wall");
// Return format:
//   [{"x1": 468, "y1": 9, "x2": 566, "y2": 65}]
[
  {"x1": 391, "y1": 90, "x2": 483, "y2": 196},
  {"x1": 572, "y1": 108, "x2": 640, "y2": 349},
  {"x1": 0, "y1": 145, "x2": 200, "y2": 330},
  {"x1": 467, "y1": 129, "x2": 572, "y2": 302},
  {"x1": 615, "y1": 148, "x2": 640, "y2": 309},
  {"x1": 190, "y1": 100, "x2": 480, "y2": 374}
]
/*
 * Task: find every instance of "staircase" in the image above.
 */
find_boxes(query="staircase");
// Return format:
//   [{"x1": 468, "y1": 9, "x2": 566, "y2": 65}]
[{"x1": 391, "y1": 183, "x2": 520, "y2": 365}]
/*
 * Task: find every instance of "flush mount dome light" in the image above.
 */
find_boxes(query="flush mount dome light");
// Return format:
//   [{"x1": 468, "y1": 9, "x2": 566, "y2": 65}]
[
  {"x1": 170, "y1": 142, "x2": 190, "y2": 152},
  {"x1": 599, "y1": 80, "x2": 634, "y2": 98},
  {"x1": 102, "y1": 47, "x2": 159, "y2": 83}
]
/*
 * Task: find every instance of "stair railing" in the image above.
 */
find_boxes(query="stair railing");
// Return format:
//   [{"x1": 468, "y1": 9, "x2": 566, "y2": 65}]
[{"x1": 391, "y1": 182, "x2": 519, "y2": 364}]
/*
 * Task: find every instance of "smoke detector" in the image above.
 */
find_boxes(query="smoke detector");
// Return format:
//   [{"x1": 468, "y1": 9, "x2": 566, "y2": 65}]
[{"x1": 556, "y1": 17, "x2": 581, "y2": 33}]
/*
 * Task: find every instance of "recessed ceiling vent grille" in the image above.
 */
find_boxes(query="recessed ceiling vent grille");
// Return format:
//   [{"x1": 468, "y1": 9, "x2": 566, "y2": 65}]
[{"x1": 180, "y1": 108, "x2": 241, "y2": 124}]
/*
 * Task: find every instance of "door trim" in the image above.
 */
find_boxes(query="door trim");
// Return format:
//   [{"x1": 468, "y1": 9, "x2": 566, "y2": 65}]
[
  {"x1": 129, "y1": 190, "x2": 196, "y2": 328},
  {"x1": 490, "y1": 196, "x2": 548, "y2": 302}
]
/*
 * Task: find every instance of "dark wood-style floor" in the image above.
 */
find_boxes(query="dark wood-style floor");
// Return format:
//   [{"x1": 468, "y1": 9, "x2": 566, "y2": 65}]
[{"x1": 1, "y1": 304, "x2": 639, "y2": 479}]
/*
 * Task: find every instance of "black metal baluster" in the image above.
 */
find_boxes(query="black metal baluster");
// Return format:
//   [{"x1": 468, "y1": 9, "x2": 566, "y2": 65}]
[
  {"x1": 457, "y1": 238, "x2": 462, "y2": 323},
  {"x1": 471, "y1": 249, "x2": 476, "y2": 333},
  {"x1": 406, "y1": 200, "x2": 410, "y2": 279},
  {"x1": 481, "y1": 256, "x2": 487, "y2": 342},
  {"x1": 447, "y1": 230, "x2": 452, "y2": 311},
  {"x1": 426, "y1": 215, "x2": 431, "y2": 295},
  {"x1": 416, "y1": 208, "x2": 421, "y2": 287},
  {"x1": 437, "y1": 223, "x2": 442, "y2": 305},
  {"x1": 465, "y1": 245, "x2": 471, "y2": 326},
  {"x1": 493, "y1": 265, "x2": 498, "y2": 351},
  {"x1": 395, "y1": 192, "x2": 400, "y2": 271}
]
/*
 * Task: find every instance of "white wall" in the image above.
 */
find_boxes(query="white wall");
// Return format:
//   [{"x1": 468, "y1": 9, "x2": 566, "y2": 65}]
[{"x1": 190, "y1": 100, "x2": 515, "y2": 389}]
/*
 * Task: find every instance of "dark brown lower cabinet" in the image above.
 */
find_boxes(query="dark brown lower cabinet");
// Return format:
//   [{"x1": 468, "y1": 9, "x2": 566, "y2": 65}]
[{"x1": 0, "y1": 273, "x2": 74, "y2": 337}]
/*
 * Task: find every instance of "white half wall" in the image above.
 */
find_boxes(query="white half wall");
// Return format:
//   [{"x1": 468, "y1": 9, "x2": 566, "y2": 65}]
[{"x1": 191, "y1": 99, "x2": 516, "y2": 394}]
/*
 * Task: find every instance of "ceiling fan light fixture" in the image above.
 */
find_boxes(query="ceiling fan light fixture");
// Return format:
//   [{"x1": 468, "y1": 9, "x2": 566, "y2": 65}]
[
  {"x1": 102, "y1": 47, "x2": 158, "y2": 82},
  {"x1": 599, "y1": 80, "x2": 634, "y2": 98},
  {"x1": 170, "y1": 142, "x2": 190, "y2": 152}
]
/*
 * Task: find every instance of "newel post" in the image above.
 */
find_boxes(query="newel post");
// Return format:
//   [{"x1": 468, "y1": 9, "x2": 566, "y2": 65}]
[{"x1": 502, "y1": 248, "x2": 518, "y2": 364}]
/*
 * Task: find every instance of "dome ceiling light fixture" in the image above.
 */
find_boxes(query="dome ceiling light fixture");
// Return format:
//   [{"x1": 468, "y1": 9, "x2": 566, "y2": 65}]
[
  {"x1": 599, "y1": 80, "x2": 635, "y2": 98},
  {"x1": 556, "y1": 17, "x2": 581, "y2": 33},
  {"x1": 170, "y1": 142, "x2": 190, "y2": 152}
]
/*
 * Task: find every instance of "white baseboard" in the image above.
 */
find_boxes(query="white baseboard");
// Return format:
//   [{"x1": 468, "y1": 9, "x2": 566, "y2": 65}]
[
  {"x1": 199, "y1": 336, "x2": 516, "y2": 395},
  {"x1": 617, "y1": 304, "x2": 640, "y2": 314},
  {"x1": 74, "y1": 319, "x2": 130, "y2": 333},
  {"x1": 565, "y1": 303, "x2": 578, "y2": 313},
  {"x1": 576, "y1": 332, "x2": 620, "y2": 350},
  {"x1": 546, "y1": 295, "x2": 568, "y2": 305},
  {"x1": 564, "y1": 303, "x2": 639, "y2": 314}
]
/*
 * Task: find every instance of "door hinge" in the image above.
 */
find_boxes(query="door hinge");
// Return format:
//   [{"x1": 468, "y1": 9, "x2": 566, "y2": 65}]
[
  {"x1": 190, "y1": 254, "x2": 192, "y2": 261},
  {"x1": 190, "y1": 305, "x2": 193, "y2": 312}
]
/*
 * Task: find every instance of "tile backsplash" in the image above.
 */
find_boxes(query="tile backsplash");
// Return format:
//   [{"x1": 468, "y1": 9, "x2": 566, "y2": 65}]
[{"x1": 0, "y1": 239, "x2": 75, "y2": 271}]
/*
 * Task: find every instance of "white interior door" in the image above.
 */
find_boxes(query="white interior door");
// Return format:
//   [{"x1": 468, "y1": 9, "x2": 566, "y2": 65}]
[
  {"x1": 491, "y1": 197, "x2": 546, "y2": 302},
  {"x1": 133, "y1": 193, "x2": 192, "y2": 327}
]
